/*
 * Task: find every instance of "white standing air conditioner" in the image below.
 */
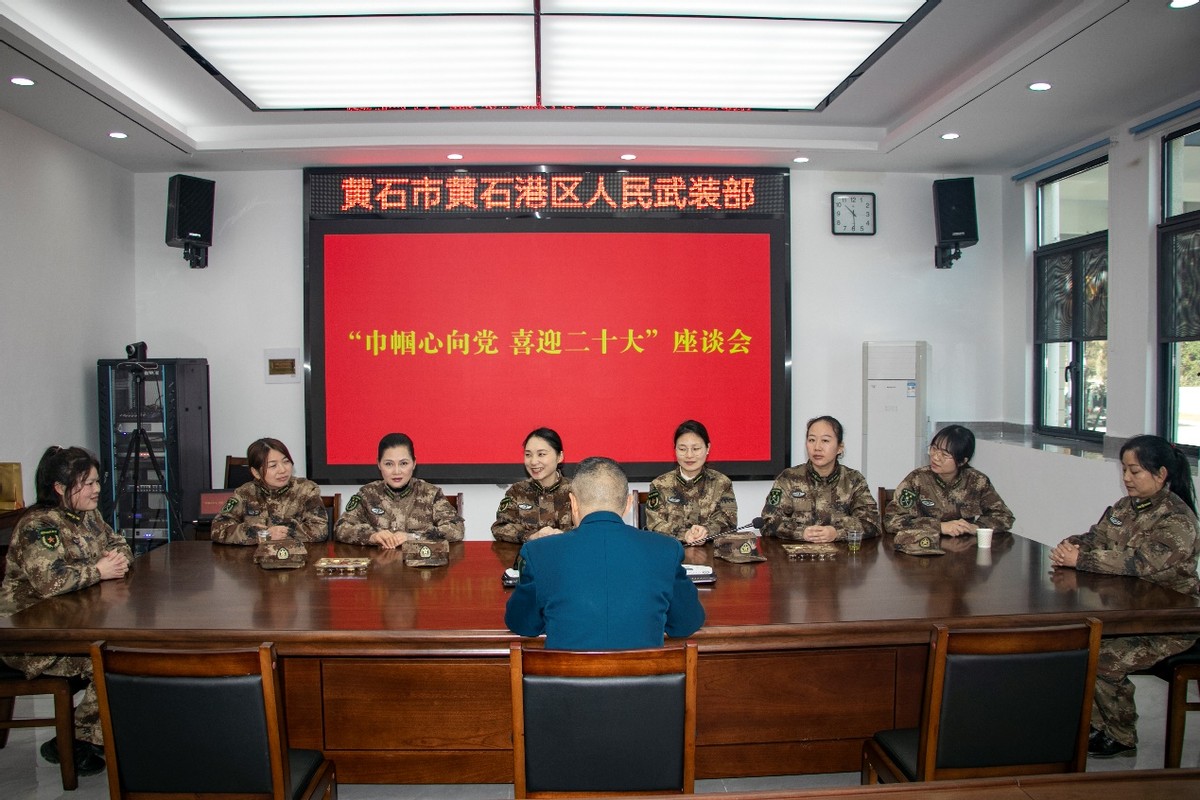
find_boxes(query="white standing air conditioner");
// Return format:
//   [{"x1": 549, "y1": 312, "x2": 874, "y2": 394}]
[{"x1": 862, "y1": 341, "x2": 930, "y2": 493}]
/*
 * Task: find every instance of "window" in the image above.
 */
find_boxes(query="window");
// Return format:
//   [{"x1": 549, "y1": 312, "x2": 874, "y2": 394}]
[
  {"x1": 1034, "y1": 159, "x2": 1108, "y2": 439},
  {"x1": 1158, "y1": 123, "x2": 1200, "y2": 449}
]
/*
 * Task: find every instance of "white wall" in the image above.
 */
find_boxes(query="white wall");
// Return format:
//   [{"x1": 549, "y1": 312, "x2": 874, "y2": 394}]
[
  {"x1": 789, "y1": 171, "x2": 1007, "y2": 481},
  {"x1": 0, "y1": 109, "x2": 135, "y2": 503}
]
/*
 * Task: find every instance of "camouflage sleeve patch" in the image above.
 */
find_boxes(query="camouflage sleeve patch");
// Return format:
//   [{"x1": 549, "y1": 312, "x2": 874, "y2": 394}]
[
  {"x1": 767, "y1": 488, "x2": 782, "y2": 507},
  {"x1": 221, "y1": 497, "x2": 239, "y2": 514},
  {"x1": 647, "y1": 490, "x2": 661, "y2": 510},
  {"x1": 37, "y1": 528, "x2": 61, "y2": 550},
  {"x1": 499, "y1": 496, "x2": 513, "y2": 512},
  {"x1": 345, "y1": 494, "x2": 362, "y2": 512},
  {"x1": 897, "y1": 488, "x2": 917, "y2": 508}
]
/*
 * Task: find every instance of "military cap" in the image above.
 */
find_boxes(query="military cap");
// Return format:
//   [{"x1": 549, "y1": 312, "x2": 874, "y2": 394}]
[
  {"x1": 713, "y1": 533, "x2": 767, "y2": 563},
  {"x1": 254, "y1": 537, "x2": 308, "y2": 569},
  {"x1": 895, "y1": 533, "x2": 945, "y2": 557},
  {"x1": 403, "y1": 539, "x2": 449, "y2": 567}
]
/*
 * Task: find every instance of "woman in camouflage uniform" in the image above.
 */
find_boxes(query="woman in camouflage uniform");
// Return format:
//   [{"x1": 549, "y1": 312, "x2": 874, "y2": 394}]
[
  {"x1": 1051, "y1": 435, "x2": 1200, "y2": 758},
  {"x1": 491, "y1": 428, "x2": 572, "y2": 544},
  {"x1": 335, "y1": 432, "x2": 464, "y2": 548},
  {"x1": 646, "y1": 420, "x2": 738, "y2": 545},
  {"x1": 210, "y1": 437, "x2": 328, "y2": 545},
  {"x1": 884, "y1": 424, "x2": 1014, "y2": 555},
  {"x1": 0, "y1": 446, "x2": 132, "y2": 775},
  {"x1": 761, "y1": 416, "x2": 878, "y2": 542}
]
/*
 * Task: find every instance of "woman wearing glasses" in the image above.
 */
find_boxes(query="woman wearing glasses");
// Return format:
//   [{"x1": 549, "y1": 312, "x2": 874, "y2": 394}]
[
  {"x1": 883, "y1": 424, "x2": 1014, "y2": 555},
  {"x1": 645, "y1": 420, "x2": 737, "y2": 545}
]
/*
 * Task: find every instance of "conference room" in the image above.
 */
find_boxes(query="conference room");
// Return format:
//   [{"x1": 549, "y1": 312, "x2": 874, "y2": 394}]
[{"x1": 2, "y1": 1, "x2": 1200, "y2": 798}]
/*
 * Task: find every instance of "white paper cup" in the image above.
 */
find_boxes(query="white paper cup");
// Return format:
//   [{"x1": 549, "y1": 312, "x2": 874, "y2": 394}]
[{"x1": 976, "y1": 528, "x2": 993, "y2": 549}]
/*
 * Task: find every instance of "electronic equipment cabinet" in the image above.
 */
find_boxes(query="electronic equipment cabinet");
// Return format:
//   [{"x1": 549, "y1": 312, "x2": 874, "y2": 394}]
[{"x1": 97, "y1": 358, "x2": 210, "y2": 551}]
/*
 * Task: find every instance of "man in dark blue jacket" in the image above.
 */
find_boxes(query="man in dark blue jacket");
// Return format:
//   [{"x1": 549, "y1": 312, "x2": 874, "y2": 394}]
[{"x1": 504, "y1": 456, "x2": 705, "y2": 649}]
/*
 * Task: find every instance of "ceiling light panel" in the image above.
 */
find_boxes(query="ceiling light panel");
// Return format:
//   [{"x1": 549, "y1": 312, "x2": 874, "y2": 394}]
[
  {"x1": 164, "y1": 16, "x2": 535, "y2": 108},
  {"x1": 143, "y1": 1, "x2": 532, "y2": 16},
  {"x1": 540, "y1": 0, "x2": 924, "y2": 23},
  {"x1": 541, "y1": 16, "x2": 900, "y2": 109}
]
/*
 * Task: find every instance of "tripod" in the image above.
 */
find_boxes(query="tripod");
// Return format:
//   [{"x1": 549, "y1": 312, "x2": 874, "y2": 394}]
[{"x1": 114, "y1": 362, "x2": 169, "y2": 547}]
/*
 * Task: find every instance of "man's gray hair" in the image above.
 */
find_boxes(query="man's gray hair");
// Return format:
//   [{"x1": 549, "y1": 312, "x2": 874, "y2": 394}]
[{"x1": 570, "y1": 456, "x2": 629, "y2": 515}]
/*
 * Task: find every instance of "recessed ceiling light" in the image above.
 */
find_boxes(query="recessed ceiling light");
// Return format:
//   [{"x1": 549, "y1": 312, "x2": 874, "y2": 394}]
[
  {"x1": 793, "y1": 157, "x2": 810, "y2": 163},
  {"x1": 620, "y1": 153, "x2": 637, "y2": 161},
  {"x1": 10, "y1": 76, "x2": 34, "y2": 86},
  {"x1": 446, "y1": 153, "x2": 463, "y2": 160},
  {"x1": 1028, "y1": 81, "x2": 1052, "y2": 91},
  {"x1": 941, "y1": 132, "x2": 960, "y2": 140},
  {"x1": 108, "y1": 132, "x2": 128, "y2": 139},
  {"x1": 1169, "y1": 0, "x2": 1198, "y2": 9}
]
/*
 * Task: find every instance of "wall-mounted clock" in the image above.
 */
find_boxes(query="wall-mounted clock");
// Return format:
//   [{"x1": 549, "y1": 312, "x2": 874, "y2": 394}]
[{"x1": 831, "y1": 192, "x2": 876, "y2": 235}]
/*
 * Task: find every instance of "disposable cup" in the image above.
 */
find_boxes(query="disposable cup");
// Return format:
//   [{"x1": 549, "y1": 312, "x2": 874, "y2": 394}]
[{"x1": 976, "y1": 528, "x2": 994, "y2": 549}]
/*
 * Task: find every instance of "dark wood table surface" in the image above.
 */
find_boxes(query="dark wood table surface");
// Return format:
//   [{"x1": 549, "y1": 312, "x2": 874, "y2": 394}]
[
  {"x1": 2, "y1": 532, "x2": 1196, "y2": 783},
  {"x1": 1, "y1": 532, "x2": 1195, "y2": 653}
]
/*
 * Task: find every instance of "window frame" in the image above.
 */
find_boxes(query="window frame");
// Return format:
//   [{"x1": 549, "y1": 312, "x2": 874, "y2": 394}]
[
  {"x1": 1156, "y1": 208, "x2": 1200, "y2": 455},
  {"x1": 1033, "y1": 158, "x2": 1109, "y2": 443},
  {"x1": 1033, "y1": 231, "x2": 1108, "y2": 442},
  {"x1": 1162, "y1": 121, "x2": 1200, "y2": 221}
]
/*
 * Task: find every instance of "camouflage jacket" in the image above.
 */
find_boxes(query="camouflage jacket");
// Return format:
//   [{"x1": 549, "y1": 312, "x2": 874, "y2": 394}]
[
  {"x1": 210, "y1": 478, "x2": 329, "y2": 545},
  {"x1": 885, "y1": 465, "x2": 1014, "y2": 549},
  {"x1": 491, "y1": 474, "x2": 573, "y2": 543},
  {"x1": 760, "y1": 463, "x2": 879, "y2": 540},
  {"x1": 646, "y1": 468, "x2": 738, "y2": 540},
  {"x1": 0, "y1": 506, "x2": 132, "y2": 617},
  {"x1": 1069, "y1": 489, "x2": 1200, "y2": 596},
  {"x1": 334, "y1": 478, "x2": 464, "y2": 545}
]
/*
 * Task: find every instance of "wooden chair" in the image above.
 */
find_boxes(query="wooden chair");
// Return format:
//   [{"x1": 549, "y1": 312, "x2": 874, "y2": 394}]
[
  {"x1": 861, "y1": 619, "x2": 1101, "y2": 784},
  {"x1": 0, "y1": 664, "x2": 78, "y2": 789},
  {"x1": 224, "y1": 455, "x2": 252, "y2": 489},
  {"x1": 637, "y1": 489, "x2": 650, "y2": 528},
  {"x1": 511, "y1": 642, "x2": 697, "y2": 798},
  {"x1": 91, "y1": 641, "x2": 337, "y2": 800},
  {"x1": 443, "y1": 492, "x2": 463, "y2": 515},
  {"x1": 878, "y1": 487, "x2": 894, "y2": 513},
  {"x1": 321, "y1": 493, "x2": 341, "y2": 535},
  {"x1": 1146, "y1": 639, "x2": 1200, "y2": 768}
]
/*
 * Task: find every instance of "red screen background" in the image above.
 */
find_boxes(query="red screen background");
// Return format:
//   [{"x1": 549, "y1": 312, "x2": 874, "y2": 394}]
[{"x1": 320, "y1": 231, "x2": 773, "y2": 468}]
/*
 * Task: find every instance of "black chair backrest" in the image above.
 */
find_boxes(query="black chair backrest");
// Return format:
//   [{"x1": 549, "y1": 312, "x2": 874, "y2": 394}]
[
  {"x1": 935, "y1": 648, "x2": 1091, "y2": 769},
  {"x1": 522, "y1": 672, "x2": 686, "y2": 793},
  {"x1": 225, "y1": 456, "x2": 253, "y2": 489},
  {"x1": 104, "y1": 671, "x2": 273, "y2": 793}
]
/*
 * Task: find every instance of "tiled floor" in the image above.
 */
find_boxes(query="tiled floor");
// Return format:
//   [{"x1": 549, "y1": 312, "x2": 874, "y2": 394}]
[{"x1": 1, "y1": 675, "x2": 1196, "y2": 799}]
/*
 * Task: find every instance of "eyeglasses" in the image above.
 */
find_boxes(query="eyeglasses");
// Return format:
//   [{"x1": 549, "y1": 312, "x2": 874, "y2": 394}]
[{"x1": 928, "y1": 447, "x2": 955, "y2": 462}]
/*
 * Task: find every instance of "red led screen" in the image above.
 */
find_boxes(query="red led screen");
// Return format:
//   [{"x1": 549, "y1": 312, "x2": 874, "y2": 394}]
[{"x1": 304, "y1": 167, "x2": 789, "y2": 483}]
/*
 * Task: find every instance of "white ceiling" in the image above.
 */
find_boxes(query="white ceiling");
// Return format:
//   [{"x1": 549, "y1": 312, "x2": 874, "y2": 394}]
[{"x1": 0, "y1": 0, "x2": 1197, "y2": 175}]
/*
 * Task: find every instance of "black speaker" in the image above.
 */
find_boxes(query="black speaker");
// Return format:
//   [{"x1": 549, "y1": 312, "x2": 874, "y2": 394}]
[
  {"x1": 932, "y1": 177, "x2": 977, "y2": 248},
  {"x1": 166, "y1": 174, "x2": 215, "y2": 248}
]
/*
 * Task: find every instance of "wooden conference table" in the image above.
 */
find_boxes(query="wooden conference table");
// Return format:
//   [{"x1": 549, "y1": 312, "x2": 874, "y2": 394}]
[{"x1": 1, "y1": 533, "x2": 1198, "y2": 784}]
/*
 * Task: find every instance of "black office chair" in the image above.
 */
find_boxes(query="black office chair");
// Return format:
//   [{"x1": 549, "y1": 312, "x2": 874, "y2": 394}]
[
  {"x1": 862, "y1": 619, "x2": 1101, "y2": 784},
  {"x1": 510, "y1": 642, "x2": 697, "y2": 798},
  {"x1": 91, "y1": 641, "x2": 337, "y2": 800},
  {"x1": 637, "y1": 489, "x2": 650, "y2": 528},
  {"x1": 224, "y1": 455, "x2": 253, "y2": 489},
  {"x1": 1146, "y1": 639, "x2": 1200, "y2": 768},
  {"x1": 0, "y1": 664, "x2": 79, "y2": 790},
  {"x1": 321, "y1": 493, "x2": 341, "y2": 537}
]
